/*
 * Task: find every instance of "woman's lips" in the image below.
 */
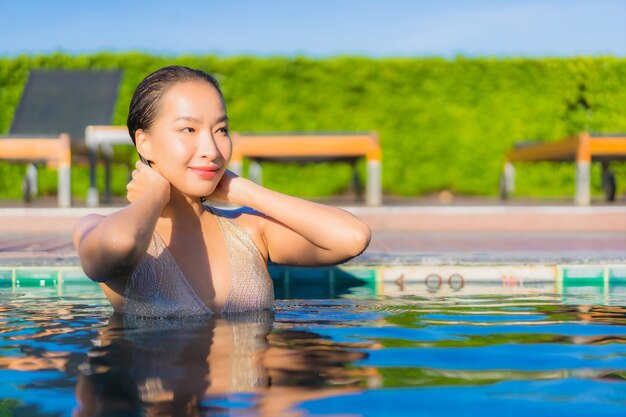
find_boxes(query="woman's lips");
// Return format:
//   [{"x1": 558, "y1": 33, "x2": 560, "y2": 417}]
[{"x1": 189, "y1": 166, "x2": 219, "y2": 180}]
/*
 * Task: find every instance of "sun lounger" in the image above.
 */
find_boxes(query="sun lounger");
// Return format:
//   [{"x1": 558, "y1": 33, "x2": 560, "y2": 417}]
[
  {"x1": 0, "y1": 134, "x2": 71, "y2": 206},
  {"x1": 231, "y1": 132, "x2": 382, "y2": 206},
  {"x1": 84, "y1": 125, "x2": 133, "y2": 206},
  {"x1": 0, "y1": 69, "x2": 121, "y2": 206},
  {"x1": 501, "y1": 132, "x2": 626, "y2": 205}
]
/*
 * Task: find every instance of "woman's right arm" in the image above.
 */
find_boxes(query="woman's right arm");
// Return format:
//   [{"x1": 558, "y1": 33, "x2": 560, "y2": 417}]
[{"x1": 73, "y1": 161, "x2": 170, "y2": 282}]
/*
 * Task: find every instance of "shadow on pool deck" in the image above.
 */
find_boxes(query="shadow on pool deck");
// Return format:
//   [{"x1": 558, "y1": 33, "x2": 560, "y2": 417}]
[{"x1": 1, "y1": 194, "x2": 625, "y2": 267}]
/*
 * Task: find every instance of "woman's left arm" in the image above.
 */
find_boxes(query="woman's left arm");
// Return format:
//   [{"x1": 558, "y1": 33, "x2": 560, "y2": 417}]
[{"x1": 214, "y1": 171, "x2": 371, "y2": 266}]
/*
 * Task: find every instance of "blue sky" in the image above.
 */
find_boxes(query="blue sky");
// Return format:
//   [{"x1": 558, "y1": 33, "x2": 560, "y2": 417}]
[{"x1": 1, "y1": 0, "x2": 624, "y2": 57}]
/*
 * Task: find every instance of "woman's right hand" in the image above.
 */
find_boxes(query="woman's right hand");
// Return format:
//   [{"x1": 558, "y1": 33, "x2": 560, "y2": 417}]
[
  {"x1": 76, "y1": 160, "x2": 171, "y2": 283},
  {"x1": 126, "y1": 160, "x2": 171, "y2": 206}
]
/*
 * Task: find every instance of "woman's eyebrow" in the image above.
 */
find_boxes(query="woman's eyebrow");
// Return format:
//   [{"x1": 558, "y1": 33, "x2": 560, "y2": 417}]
[
  {"x1": 173, "y1": 116, "x2": 202, "y2": 123},
  {"x1": 215, "y1": 114, "x2": 228, "y2": 124},
  {"x1": 172, "y1": 115, "x2": 228, "y2": 124}
]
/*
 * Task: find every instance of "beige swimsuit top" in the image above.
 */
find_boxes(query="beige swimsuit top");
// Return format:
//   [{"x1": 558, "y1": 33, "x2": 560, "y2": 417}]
[{"x1": 123, "y1": 207, "x2": 274, "y2": 317}]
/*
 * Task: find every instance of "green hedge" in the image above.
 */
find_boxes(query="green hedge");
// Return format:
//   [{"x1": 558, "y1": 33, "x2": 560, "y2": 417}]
[{"x1": 1, "y1": 53, "x2": 625, "y2": 200}]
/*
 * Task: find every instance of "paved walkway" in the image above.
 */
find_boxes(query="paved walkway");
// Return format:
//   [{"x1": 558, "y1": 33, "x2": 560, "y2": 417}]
[{"x1": 0, "y1": 205, "x2": 624, "y2": 267}]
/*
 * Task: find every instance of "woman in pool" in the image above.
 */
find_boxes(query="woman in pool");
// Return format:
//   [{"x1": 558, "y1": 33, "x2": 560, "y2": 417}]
[{"x1": 73, "y1": 65, "x2": 371, "y2": 317}]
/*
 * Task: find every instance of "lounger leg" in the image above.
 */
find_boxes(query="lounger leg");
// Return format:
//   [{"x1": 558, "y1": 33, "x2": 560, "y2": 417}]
[
  {"x1": 366, "y1": 160, "x2": 382, "y2": 206},
  {"x1": 500, "y1": 162, "x2": 515, "y2": 200},
  {"x1": 575, "y1": 133, "x2": 592, "y2": 206},
  {"x1": 230, "y1": 161, "x2": 242, "y2": 176},
  {"x1": 249, "y1": 160, "x2": 263, "y2": 184},
  {"x1": 87, "y1": 147, "x2": 99, "y2": 207},
  {"x1": 104, "y1": 153, "x2": 112, "y2": 204},
  {"x1": 601, "y1": 162, "x2": 616, "y2": 202},
  {"x1": 58, "y1": 163, "x2": 71, "y2": 208},
  {"x1": 575, "y1": 160, "x2": 591, "y2": 206},
  {"x1": 351, "y1": 160, "x2": 364, "y2": 200},
  {"x1": 23, "y1": 163, "x2": 38, "y2": 202}
]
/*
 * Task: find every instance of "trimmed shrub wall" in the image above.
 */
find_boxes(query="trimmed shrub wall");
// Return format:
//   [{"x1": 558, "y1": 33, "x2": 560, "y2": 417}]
[{"x1": 0, "y1": 53, "x2": 625, "y2": 200}]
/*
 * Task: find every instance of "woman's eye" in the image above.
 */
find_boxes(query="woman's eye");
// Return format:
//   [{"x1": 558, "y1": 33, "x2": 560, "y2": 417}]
[
  {"x1": 181, "y1": 127, "x2": 195, "y2": 133},
  {"x1": 218, "y1": 127, "x2": 229, "y2": 135}
]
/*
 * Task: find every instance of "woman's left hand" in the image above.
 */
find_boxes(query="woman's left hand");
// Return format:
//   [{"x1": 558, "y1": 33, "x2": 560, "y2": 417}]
[{"x1": 208, "y1": 169, "x2": 250, "y2": 206}]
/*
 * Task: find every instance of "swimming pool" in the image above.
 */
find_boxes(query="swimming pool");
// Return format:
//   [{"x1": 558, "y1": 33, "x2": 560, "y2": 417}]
[{"x1": 1, "y1": 269, "x2": 626, "y2": 417}]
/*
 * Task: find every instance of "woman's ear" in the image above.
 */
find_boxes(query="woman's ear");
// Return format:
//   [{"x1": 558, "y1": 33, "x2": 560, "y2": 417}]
[{"x1": 134, "y1": 129, "x2": 153, "y2": 161}]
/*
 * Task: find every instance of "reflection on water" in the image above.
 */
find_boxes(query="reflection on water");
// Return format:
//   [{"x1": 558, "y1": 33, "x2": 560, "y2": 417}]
[
  {"x1": 74, "y1": 310, "x2": 377, "y2": 417},
  {"x1": 1, "y1": 288, "x2": 626, "y2": 416},
  {"x1": 77, "y1": 313, "x2": 258, "y2": 416}
]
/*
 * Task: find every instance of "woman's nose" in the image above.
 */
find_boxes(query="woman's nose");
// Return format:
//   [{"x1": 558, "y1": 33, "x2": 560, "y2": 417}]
[{"x1": 198, "y1": 132, "x2": 219, "y2": 159}]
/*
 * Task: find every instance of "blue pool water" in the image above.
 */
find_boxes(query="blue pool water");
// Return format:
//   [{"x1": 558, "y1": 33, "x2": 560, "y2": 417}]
[{"x1": 1, "y1": 281, "x2": 626, "y2": 416}]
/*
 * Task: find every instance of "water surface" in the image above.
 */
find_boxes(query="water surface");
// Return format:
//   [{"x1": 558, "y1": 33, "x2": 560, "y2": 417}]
[{"x1": 1, "y1": 283, "x2": 625, "y2": 416}]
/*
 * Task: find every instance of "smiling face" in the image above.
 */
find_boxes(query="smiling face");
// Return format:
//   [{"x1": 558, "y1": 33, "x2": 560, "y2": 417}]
[{"x1": 135, "y1": 80, "x2": 231, "y2": 199}]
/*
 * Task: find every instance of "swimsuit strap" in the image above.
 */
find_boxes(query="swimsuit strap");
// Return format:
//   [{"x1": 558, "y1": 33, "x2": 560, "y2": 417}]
[{"x1": 209, "y1": 206, "x2": 266, "y2": 261}]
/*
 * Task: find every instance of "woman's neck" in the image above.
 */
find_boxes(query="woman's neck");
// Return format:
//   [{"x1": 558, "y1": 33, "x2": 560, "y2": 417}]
[{"x1": 159, "y1": 190, "x2": 206, "y2": 230}]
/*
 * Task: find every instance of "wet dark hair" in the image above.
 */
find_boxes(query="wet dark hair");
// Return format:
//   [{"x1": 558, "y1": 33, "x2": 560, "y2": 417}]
[{"x1": 126, "y1": 65, "x2": 223, "y2": 147}]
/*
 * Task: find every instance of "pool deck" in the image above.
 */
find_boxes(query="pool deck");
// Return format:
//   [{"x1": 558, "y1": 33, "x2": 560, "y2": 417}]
[{"x1": 0, "y1": 203, "x2": 624, "y2": 267}]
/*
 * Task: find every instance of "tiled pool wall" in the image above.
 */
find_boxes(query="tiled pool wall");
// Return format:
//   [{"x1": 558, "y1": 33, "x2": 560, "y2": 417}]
[{"x1": 1, "y1": 264, "x2": 625, "y2": 300}]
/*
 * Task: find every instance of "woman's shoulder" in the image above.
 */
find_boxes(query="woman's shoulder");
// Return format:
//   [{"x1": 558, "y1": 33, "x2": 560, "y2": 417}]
[{"x1": 72, "y1": 213, "x2": 105, "y2": 250}]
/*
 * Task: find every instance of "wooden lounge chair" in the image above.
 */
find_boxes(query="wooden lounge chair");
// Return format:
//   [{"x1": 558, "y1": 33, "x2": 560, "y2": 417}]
[
  {"x1": 0, "y1": 69, "x2": 121, "y2": 206},
  {"x1": 231, "y1": 132, "x2": 382, "y2": 206},
  {"x1": 84, "y1": 125, "x2": 133, "y2": 206},
  {"x1": 501, "y1": 132, "x2": 626, "y2": 205}
]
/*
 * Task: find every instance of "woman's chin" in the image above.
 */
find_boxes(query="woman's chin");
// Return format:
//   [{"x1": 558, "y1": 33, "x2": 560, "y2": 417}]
[
  {"x1": 182, "y1": 188, "x2": 217, "y2": 201},
  {"x1": 167, "y1": 179, "x2": 217, "y2": 202}
]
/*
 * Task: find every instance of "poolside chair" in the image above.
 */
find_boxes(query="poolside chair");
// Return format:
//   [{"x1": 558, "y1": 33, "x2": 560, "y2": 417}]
[
  {"x1": 0, "y1": 69, "x2": 122, "y2": 206},
  {"x1": 231, "y1": 132, "x2": 382, "y2": 206},
  {"x1": 501, "y1": 133, "x2": 626, "y2": 205}
]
